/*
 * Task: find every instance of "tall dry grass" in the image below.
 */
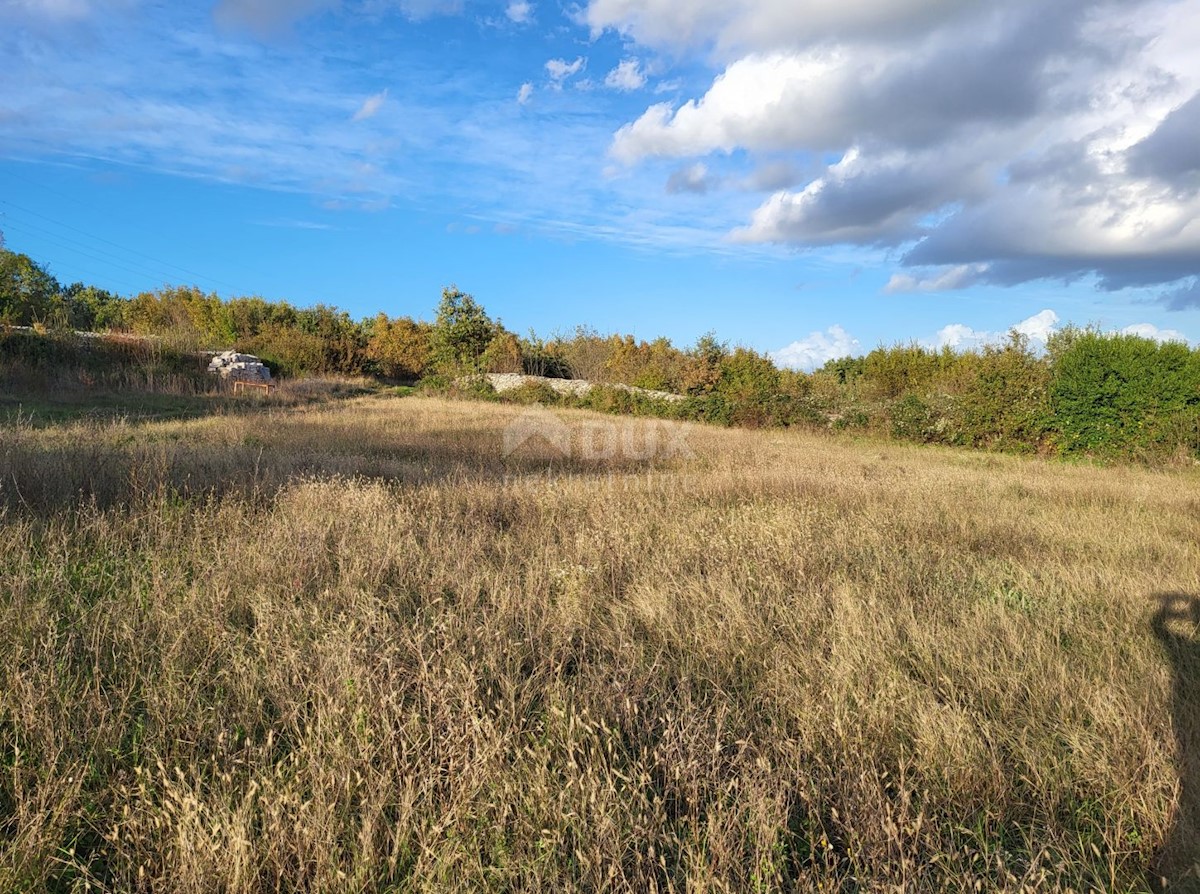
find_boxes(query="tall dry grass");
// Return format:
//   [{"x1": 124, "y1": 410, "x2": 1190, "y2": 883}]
[{"x1": 1, "y1": 395, "x2": 1198, "y2": 892}]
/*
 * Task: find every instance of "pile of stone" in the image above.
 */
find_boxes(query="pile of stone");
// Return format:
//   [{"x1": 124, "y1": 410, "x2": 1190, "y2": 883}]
[
  {"x1": 482, "y1": 373, "x2": 686, "y2": 403},
  {"x1": 207, "y1": 351, "x2": 272, "y2": 383}
]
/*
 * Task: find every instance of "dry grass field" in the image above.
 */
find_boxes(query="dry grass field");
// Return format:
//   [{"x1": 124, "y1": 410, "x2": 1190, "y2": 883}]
[{"x1": 2, "y1": 394, "x2": 1199, "y2": 892}]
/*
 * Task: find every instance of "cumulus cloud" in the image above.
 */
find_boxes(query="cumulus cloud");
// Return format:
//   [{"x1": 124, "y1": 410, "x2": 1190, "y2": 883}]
[
  {"x1": 1013, "y1": 309, "x2": 1060, "y2": 343},
  {"x1": 665, "y1": 162, "x2": 716, "y2": 194},
  {"x1": 351, "y1": 89, "x2": 388, "y2": 121},
  {"x1": 546, "y1": 56, "x2": 586, "y2": 85},
  {"x1": 731, "y1": 146, "x2": 989, "y2": 247},
  {"x1": 599, "y1": 0, "x2": 1200, "y2": 295},
  {"x1": 923, "y1": 311, "x2": 1187, "y2": 352},
  {"x1": 932, "y1": 324, "x2": 982, "y2": 350},
  {"x1": 605, "y1": 59, "x2": 647, "y2": 91},
  {"x1": 505, "y1": 0, "x2": 533, "y2": 23},
  {"x1": 1120, "y1": 322, "x2": 1189, "y2": 343},
  {"x1": 771, "y1": 324, "x2": 860, "y2": 370},
  {"x1": 213, "y1": 0, "x2": 337, "y2": 34},
  {"x1": 516, "y1": 82, "x2": 534, "y2": 105},
  {"x1": 933, "y1": 309, "x2": 1059, "y2": 350}
]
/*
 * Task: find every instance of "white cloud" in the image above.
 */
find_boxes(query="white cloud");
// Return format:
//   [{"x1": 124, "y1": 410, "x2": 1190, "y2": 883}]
[
  {"x1": 771, "y1": 325, "x2": 860, "y2": 370},
  {"x1": 1120, "y1": 323, "x2": 1189, "y2": 343},
  {"x1": 1013, "y1": 309, "x2": 1059, "y2": 343},
  {"x1": 517, "y1": 82, "x2": 534, "y2": 105},
  {"x1": 546, "y1": 56, "x2": 586, "y2": 85},
  {"x1": 351, "y1": 89, "x2": 388, "y2": 121},
  {"x1": 933, "y1": 323, "x2": 982, "y2": 350},
  {"x1": 600, "y1": 0, "x2": 1200, "y2": 295},
  {"x1": 605, "y1": 59, "x2": 647, "y2": 91},
  {"x1": 933, "y1": 309, "x2": 1059, "y2": 350},
  {"x1": 505, "y1": 0, "x2": 532, "y2": 23},
  {"x1": 885, "y1": 264, "x2": 988, "y2": 294},
  {"x1": 610, "y1": 53, "x2": 851, "y2": 163},
  {"x1": 731, "y1": 145, "x2": 987, "y2": 246}
]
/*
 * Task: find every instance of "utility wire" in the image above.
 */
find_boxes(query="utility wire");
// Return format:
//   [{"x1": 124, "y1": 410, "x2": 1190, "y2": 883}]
[
  {"x1": 0, "y1": 195, "x2": 241, "y2": 291},
  {"x1": 0, "y1": 213, "x2": 198, "y2": 286},
  {"x1": 0, "y1": 219, "x2": 167, "y2": 294}
]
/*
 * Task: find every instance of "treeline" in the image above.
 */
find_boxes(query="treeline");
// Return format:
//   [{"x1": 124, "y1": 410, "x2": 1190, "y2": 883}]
[{"x1": 3, "y1": 247, "x2": 1199, "y2": 462}]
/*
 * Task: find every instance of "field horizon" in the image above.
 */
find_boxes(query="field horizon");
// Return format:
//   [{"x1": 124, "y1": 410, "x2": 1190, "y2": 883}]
[{"x1": 2, "y1": 393, "x2": 1199, "y2": 892}]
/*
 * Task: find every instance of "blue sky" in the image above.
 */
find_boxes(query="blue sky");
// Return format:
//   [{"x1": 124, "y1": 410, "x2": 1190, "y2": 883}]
[{"x1": 2, "y1": 0, "x2": 1199, "y2": 367}]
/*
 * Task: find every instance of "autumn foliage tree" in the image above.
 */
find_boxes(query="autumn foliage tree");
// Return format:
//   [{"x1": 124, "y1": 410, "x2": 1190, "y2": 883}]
[{"x1": 365, "y1": 314, "x2": 432, "y2": 381}]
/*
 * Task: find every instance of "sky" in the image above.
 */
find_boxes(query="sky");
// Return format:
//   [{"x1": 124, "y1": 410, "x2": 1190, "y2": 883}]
[{"x1": 2, "y1": 0, "x2": 1200, "y2": 368}]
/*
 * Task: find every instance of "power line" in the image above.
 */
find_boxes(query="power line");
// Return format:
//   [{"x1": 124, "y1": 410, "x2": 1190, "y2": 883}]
[
  {"x1": 0, "y1": 196, "x2": 241, "y2": 291},
  {"x1": 0, "y1": 164, "x2": 312, "y2": 298},
  {"x1": 0, "y1": 219, "x2": 165, "y2": 294},
  {"x1": 0, "y1": 214, "x2": 196, "y2": 286}
]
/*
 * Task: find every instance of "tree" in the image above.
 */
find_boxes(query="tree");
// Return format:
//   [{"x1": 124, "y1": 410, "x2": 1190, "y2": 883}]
[
  {"x1": 366, "y1": 313, "x2": 432, "y2": 380},
  {"x1": 480, "y1": 330, "x2": 523, "y2": 373},
  {"x1": 294, "y1": 304, "x2": 366, "y2": 373},
  {"x1": 0, "y1": 250, "x2": 61, "y2": 326},
  {"x1": 518, "y1": 331, "x2": 572, "y2": 379},
  {"x1": 62, "y1": 282, "x2": 125, "y2": 331},
  {"x1": 682, "y1": 331, "x2": 727, "y2": 395},
  {"x1": 555, "y1": 325, "x2": 610, "y2": 382},
  {"x1": 429, "y1": 286, "x2": 496, "y2": 373},
  {"x1": 715, "y1": 347, "x2": 783, "y2": 426}
]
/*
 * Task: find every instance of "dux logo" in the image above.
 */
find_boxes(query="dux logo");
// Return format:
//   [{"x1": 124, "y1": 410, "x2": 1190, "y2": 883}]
[
  {"x1": 503, "y1": 405, "x2": 693, "y2": 460},
  {"x1": 503, "y1": 405, "x2": 573, "y2": 458}
]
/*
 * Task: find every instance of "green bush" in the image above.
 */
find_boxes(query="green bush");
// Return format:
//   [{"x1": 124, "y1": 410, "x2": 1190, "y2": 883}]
[
  {"x1": 889, "y1": 394, "x2": 938, "y2": 442},
  {"x1": 500, "y1": 381, "x2": 562, "y2": 405},
  {"x1": 950, "y1": 336, "x2": 1052, "y2": 452},
  {"x1": 833, "y1": 408, "x2": 871, "y2": 431},
  {"x1": 448, "y1": 375, "x2": 499, "y2": 401},
  {"x1": 862, "y1": 344, "x2": 947, "y2": 399},
  {"x1": 1049, "y1": 329, "x2": 1200, "y2": 459}
]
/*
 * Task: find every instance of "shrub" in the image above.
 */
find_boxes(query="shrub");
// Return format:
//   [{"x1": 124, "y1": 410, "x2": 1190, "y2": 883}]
[
  {"x1": 481, "y1": 332, "x2": 524, "y2": 374},
  {"x1": 365, "y1": 314, "x2": 431, "y2": 381},
  {"x1": 1049, "y1": 328, "x2": 1200, "y2": 459},
  {"x1": 950, "y1": 335, "x2": 1052, "y2": 452},
  {"x1": 500, "y1": 380, "x2": 562, "y2": 405},
  {"x1": 861, "y1": 344, "x2": 946, "y2": 399},
  {"x1": 242, "y1": 324, "x2": 328, "y2": 378},
  {"x1": 447, "y1": 375, "x2": 499, "y2": 401},
  {"x1": 578, "y1": 385, "x2": 636, "y2": 416},
  {"x1": 889, "y1": 393, "x2": 938, "y2": 442},
  {"x1": 519, "y1": 335, "x2": 573, "y2": 379}
]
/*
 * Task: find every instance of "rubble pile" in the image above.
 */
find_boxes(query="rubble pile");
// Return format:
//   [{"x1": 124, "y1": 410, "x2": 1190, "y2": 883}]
[{"x1": 207, "y1": 351, "x2": 272, "y2": 383}]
